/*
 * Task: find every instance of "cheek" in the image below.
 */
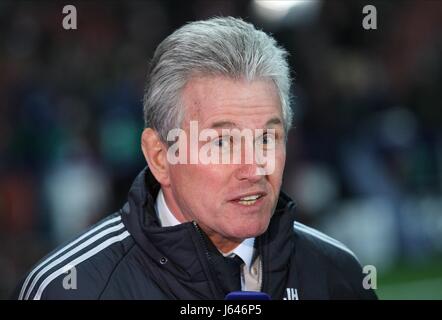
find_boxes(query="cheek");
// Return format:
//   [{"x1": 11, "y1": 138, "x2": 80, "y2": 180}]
[
  {"x1": 271, "y1": 150, "x2": 286, "y2": 183},
  {"x1": 169, "y1": 165, "x2": 195, "y2": 199},
  {"x1": 169, "y1": 164, "x2": 226, "y2": 198}
]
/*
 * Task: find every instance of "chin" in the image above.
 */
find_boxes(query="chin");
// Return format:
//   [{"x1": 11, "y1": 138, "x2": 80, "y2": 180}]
[{"x1": 227, "y1": 220, "x2": 270, "y2": 239}]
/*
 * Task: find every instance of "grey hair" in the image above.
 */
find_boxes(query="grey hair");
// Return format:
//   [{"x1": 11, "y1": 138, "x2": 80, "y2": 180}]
[{"x1": 143, "y1": 16, "x2": 293, "y2": 142}]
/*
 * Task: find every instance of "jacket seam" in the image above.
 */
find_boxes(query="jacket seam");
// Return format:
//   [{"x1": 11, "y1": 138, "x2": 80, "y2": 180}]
[
  {"x1": 97, "y1": 239, "x2": 136, "y2": 299},
  {"x1": 297, "y1": 233, "x2": 361, "y2": 297}
]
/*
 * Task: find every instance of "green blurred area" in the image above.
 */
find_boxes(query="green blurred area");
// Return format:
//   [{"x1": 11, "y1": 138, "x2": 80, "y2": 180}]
[{"x1": 377, "y1": 258, "x2": 442, "y2": 300}]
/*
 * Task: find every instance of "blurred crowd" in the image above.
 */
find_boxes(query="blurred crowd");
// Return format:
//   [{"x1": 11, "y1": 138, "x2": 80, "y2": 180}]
[{"x1": 0, "y1": 0, "x2": 441, "y2": 298}]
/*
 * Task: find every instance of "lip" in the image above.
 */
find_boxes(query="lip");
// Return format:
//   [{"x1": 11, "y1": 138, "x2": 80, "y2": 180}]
[
  {"x1": 228, "y1": 194, "x2": 266, "y2": 210},
  {"x1": 229, "y1": 191, "x2": 267, "y2": 202}
]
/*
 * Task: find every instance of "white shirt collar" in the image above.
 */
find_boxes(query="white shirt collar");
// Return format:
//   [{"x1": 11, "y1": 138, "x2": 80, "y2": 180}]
[
  {"x1": 155, "y1": 188, "x2": 181, "y2": 227},
  {"x1": 222, "y1": 238, "x2": 255, "y2": 270},
  {"x1": 155, "y1": 188, "x2": 255, "y2": 269}
]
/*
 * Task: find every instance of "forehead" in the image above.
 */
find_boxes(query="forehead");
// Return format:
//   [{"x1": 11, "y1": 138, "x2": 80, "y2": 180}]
[{"x1": 180, "y1": 75, "x2": 283, "y2": 129}]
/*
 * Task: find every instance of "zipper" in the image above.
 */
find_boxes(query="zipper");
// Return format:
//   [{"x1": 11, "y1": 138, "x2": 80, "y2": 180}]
[
  {"x1": 192, "y1": 221, "x2": 213, "y2": 264},
  {"x1": 257, "y1": 232, "x2": 268, "y2": 294},
  {"x1": 191, "y1": 221, "x2": 224, "y2": 298}
]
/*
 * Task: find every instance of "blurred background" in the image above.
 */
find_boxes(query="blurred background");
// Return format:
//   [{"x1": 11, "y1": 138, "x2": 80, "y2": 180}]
[{"x1": 0, "y1": 0, "x2": 441, "y2": 299}]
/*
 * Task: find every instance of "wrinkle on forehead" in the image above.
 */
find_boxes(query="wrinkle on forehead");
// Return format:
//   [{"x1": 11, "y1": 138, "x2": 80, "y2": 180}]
[{"x1": 180, "y1": 75, "x2": 282, "y2": 129}]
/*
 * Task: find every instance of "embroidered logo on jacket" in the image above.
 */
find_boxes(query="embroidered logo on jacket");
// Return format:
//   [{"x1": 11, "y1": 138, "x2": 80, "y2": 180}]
[{"x1": 283, "y1": 288, "x2": 299, "y2": 300}]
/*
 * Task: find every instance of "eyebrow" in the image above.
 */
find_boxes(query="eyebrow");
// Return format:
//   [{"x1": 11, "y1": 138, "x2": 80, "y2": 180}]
[
  {"x1": 266, "y1": 117, "x2": 283, "y2": 127},
  {"x1": 210, "y1": 117, "x2": 283, "y2": 129}
]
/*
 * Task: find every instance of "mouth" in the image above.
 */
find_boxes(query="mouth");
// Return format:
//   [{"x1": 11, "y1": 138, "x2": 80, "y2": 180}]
[{"x1": 230, "y1": 192, "x2": 266, "y2": 206}]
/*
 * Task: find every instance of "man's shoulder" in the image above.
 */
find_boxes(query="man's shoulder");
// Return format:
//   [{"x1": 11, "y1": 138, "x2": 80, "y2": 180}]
[
  {"x1": 14, "y1": 212, "x2": 134, "y2": 300},
  {"x1": 292, "y1": 221, "x2": 360, "y2": 265},
  {"x1": 292, "y1": 221, "x2": 378, "y2": 299}
]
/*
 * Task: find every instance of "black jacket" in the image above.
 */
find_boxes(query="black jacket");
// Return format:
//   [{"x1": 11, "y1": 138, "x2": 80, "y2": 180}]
[{"x1": 14, "y1": 167, "x2": 378, "y2": 300}]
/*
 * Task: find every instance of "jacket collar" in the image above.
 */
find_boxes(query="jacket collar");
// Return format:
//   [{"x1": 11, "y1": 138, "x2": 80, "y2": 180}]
[{"x1": 121, "y1": 166, "x2": 297, "y2": 299}]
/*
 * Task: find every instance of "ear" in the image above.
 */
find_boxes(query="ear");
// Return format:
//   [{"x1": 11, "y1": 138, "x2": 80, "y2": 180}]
[{"x1": 141, "y1": 128, "x2": 171, "y2": 187}]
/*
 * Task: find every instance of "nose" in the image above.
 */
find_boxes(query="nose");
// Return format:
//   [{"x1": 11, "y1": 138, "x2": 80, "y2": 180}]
[
  {"x1": 234, "y1": 163, "x2": 266, "y2": 183},
  {"x1": 233, "y1": 136, "x2": 267, "y2": 182}
]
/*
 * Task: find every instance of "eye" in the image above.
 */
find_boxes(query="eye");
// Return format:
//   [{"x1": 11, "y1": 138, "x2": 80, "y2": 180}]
[
  {"x1": 213, "y1": 135, "x2": 231, "y2": 148},
  {"x1": 260, "y1": 132, "x2": 276, "y2": 145}
]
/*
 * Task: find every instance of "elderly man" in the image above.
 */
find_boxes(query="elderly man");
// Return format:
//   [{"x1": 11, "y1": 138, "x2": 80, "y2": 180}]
[{"x1": 14, "y1": 17, "x2": 377, "y2": 300}]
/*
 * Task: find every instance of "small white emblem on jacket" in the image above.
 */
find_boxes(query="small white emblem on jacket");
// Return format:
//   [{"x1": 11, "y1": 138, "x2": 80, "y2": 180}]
[{"x1": 283, "y1": 288, "x2": 299, "y2": 300}]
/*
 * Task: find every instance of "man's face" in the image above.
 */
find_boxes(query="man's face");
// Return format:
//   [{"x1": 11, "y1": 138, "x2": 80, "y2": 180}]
[{"x1": 163, "y1": 75, "x2": 286, "y2": 248}]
